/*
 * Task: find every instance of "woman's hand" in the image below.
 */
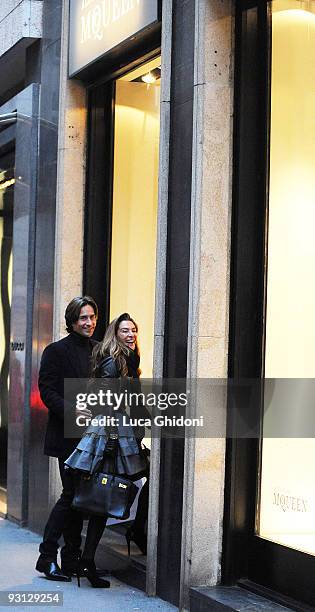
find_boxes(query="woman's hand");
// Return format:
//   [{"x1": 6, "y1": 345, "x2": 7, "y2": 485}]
[{"x1": 75, "y1": 405, "x2": 92, "y2": 419}]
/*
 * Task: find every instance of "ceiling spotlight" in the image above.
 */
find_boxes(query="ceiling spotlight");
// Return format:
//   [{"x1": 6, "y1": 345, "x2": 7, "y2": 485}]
[{"x1": 142, "y1": 71, "x2": 156, "y2": 84}]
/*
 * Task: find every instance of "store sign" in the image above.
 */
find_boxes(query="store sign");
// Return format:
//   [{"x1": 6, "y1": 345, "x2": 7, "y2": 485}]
[{"x1": 69, "y1": 0, "x2": 159, "y2": 76}]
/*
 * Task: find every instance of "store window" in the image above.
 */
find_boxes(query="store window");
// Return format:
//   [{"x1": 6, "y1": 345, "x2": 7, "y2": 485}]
[
  {"x1": 258, "y1": 0, "x2": 315, "y2": 555},
  {"x1": 109, "y1": 57, "x2": 161, "y2": 377}
]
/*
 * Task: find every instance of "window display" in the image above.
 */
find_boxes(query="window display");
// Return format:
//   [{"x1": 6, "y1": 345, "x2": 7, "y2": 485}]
[{"x1": 259, "y1": 0, "x2": 315, "y2": 555}]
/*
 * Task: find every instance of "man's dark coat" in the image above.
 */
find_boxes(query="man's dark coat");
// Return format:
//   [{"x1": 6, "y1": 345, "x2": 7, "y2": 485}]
[{"x1": 39, "y1": 333, "x2": 97, "y2": 458}]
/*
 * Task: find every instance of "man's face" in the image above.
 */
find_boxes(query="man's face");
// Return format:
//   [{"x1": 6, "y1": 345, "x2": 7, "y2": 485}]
[{"x1": 72, "y1": 305, "x2": 97, "y2": 337}]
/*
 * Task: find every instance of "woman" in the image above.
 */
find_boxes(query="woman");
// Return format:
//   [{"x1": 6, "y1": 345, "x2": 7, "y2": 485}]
[{"x1": 65, "y1": 313, "x2": 149, "y2": 588}]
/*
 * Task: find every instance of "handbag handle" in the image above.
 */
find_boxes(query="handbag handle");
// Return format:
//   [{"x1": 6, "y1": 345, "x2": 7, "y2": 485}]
[{"x1": 102, "y1": 401, "x2": 119, "y2": 474}]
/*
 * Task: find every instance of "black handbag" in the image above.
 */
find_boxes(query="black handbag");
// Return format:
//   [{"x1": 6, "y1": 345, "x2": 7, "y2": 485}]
[
  {"x1": 72, "y1": 470, "x2": 138, "y2": 518},
  {"x1": 72, "y1": 431, "x2": 138, "y2": 519}
]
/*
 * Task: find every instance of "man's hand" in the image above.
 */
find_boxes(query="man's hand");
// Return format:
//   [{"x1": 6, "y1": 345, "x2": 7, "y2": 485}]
[{"x1": 75, "y1": 406, "x2": 92, "y2": 419}]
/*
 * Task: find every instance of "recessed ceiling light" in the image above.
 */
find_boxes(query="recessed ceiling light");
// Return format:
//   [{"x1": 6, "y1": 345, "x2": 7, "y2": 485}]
[{"x1": 142, "y1": 71, "x2": 157, "y2": 84}]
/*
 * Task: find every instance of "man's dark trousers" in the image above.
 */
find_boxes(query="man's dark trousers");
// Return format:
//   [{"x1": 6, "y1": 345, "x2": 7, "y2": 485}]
[
  {"x1": 38, "y1": 332, "x2": 96, "y2": 565},
  {"x1": 39, "y1": 459, "x2": 83, "y2": 562}
]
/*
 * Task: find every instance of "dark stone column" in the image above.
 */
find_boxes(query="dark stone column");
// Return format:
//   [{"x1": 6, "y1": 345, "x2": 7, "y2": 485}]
[{"x1": 156, "y1": 0, "x2": 196, "y2": 605}]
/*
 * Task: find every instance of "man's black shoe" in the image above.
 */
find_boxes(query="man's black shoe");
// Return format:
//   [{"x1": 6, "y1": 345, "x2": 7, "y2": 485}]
[{"x1": 35, "y1": 557, "x2": 71, "y2": 582}]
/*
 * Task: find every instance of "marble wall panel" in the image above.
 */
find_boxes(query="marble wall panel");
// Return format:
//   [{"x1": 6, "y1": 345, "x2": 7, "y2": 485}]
[
  {"x1": 0, "y1": 1, "x2": 43, "y2": 57},
  {"x1": 54, "y1": 0, "x2": 87, "y2": 342},
  {"x1": 180, "y1": 1, "x2": 234, "y2": 609}
]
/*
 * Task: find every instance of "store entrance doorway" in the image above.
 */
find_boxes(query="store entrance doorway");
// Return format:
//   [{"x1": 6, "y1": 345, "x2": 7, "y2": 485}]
[
  {"x1": 106, "y1": 55, "x2": 161, "y2": 567},
  {"x1": 84, "y1": 55, "x2": 161, "y2": 583}
]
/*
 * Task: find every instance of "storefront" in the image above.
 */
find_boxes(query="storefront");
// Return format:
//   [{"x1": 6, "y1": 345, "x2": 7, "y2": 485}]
[
  {"x1": 0, "y1": 1, "x2": 235, "y2": 609},
  {"x1": 1, "y1": 0, "x2": 313, "y2": 608},
  {"x1": 3, "y1": 1, "x2": 313, "y2": 609},
  {"x1": 222, "y1": 1, "x2": 315, "y2": 609},
  {"x1": 67, "y1": 0, "x2": 189, "y2": 605},
  {"x1": 64, "y1": 1, "x2": 230, "y2": 608},
  {"x1": 0, "y1": 0, "x2": 202, "y2": 607}
]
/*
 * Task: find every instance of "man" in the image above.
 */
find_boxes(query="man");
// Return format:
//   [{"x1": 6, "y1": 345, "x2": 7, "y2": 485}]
[{"x1": 35, "y1": 296, "x2": 97, "y2": 581}]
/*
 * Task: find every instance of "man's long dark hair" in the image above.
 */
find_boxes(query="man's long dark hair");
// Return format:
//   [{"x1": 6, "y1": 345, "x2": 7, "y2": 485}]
[
  {"x1": 91, "y1": 313, "x2": 140, "y2": 377},
  {"x1": 65, "y1": 296, "x2": 98, "y2": 334}
]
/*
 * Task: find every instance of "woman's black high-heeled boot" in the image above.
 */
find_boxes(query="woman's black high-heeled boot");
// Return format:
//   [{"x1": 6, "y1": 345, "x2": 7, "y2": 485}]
[
  {"x1": 125, "y1": 527, "x2": 147, "y2": 556},
  {"x1": 126, "y1": 478, "x2": 149, "y2": 556},
  {"x1": 76, "y1": 559, "x2": 110, "y2": 588},
  {"x1": 78, "y1": 515, "x2": 109, "y2": 587}
]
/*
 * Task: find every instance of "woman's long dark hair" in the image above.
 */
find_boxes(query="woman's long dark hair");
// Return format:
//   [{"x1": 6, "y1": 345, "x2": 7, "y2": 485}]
[{"x1": 91, "y1": 313, "x2": 140, "y2": 377}]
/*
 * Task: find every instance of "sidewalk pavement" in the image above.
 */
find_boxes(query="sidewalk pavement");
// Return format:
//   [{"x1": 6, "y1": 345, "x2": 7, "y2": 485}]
[{"x1": 0, "y1": 518, "x2": 177, "y2": 611}]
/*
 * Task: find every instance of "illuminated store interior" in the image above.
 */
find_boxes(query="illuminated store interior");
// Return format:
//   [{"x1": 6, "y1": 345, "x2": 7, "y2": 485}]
[
  {"x1": 259, "y1": 0, "x2": 315, "y2": 556},
  {"x1": 110, "y1": 56, "x2": 161, "y2": 378}
]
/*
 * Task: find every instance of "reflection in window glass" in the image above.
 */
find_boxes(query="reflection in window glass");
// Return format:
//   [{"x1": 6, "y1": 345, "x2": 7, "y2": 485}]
[{"x1": 0, "y1": 159, "x2": 14, "y2": 512}]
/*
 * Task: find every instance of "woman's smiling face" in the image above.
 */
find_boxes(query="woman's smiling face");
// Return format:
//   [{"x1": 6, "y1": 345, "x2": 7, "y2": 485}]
[{"x1": 117, "y1": 320, "x2": 137, "y2": 350}]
